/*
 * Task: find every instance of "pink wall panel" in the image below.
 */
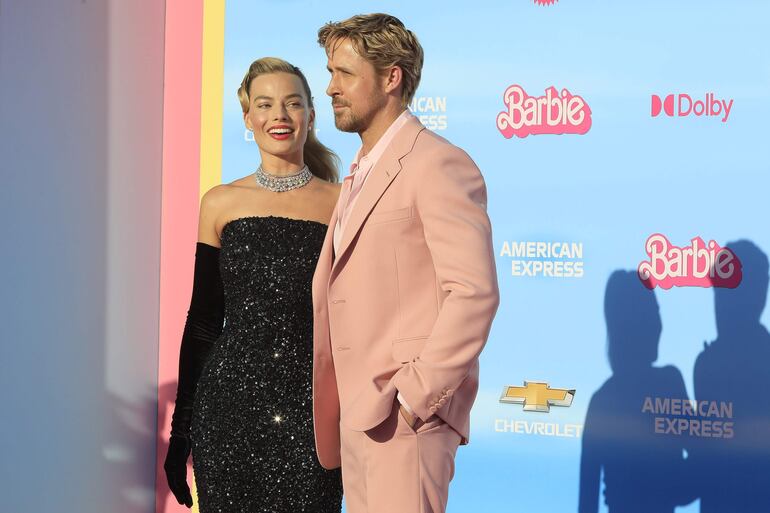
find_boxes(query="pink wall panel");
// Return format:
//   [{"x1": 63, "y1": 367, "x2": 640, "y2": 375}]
[{"x1": 156, "y1": 1, "x2": 204, "y2": 512}]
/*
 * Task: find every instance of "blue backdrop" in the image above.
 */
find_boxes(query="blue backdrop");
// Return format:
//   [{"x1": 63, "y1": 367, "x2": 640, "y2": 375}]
[{"x1": 220, "y1": 2, "x2": 770, "y2": 511}]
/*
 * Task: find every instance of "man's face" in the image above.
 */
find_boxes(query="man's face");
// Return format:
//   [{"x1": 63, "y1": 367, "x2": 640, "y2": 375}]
[{"x1": 325, "y1": 38, "x2": 387, "y2": 133}]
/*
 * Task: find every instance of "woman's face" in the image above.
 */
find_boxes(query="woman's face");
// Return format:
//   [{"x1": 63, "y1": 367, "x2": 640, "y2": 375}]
[{"x1": 244, "y1": 72, "x2": 314, "y2": 164}]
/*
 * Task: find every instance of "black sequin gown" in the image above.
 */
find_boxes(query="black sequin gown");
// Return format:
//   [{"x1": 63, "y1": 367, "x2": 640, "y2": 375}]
[{"x1": 190, "y1": 216, "x2": 342, "y2": 513}]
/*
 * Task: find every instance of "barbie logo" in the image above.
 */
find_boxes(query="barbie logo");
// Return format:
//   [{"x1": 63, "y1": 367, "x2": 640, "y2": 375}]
[
  {"x1": 534, "y1": 0, "x2": 558, "y2": 4},
  {"x1": 637, "y1": 234, "x2": 742, "y2": 290},
  {"x1": 496, "y1": 85, "x2": 592, "y2": 139}
]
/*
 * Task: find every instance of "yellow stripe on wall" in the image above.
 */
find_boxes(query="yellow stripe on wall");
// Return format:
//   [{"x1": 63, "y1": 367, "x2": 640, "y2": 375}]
[
  {"x1": 191, "y1": 2, "x2": 225, "y2": 511},
  {"x1": 199, "y1": 0, "x2": 226, "y2": 199}
]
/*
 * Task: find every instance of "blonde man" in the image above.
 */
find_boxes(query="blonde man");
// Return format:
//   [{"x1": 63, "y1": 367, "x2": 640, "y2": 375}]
[{"x1": 311, "y1": 13, "x2": 499, "y2": 513}]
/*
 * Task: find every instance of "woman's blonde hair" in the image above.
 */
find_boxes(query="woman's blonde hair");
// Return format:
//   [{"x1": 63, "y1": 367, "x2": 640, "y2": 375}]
[
  {"x1": 237, "y1": 57, "x2": 339, "y2": 183},
  {"x1": 318, "y1": 13, "x2": 424, "y2": 107}
]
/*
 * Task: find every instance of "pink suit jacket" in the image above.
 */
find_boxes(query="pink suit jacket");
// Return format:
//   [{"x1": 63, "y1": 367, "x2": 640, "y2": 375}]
[{"x1": 312, "y1": 115, "x2": 499, "y2": 469}]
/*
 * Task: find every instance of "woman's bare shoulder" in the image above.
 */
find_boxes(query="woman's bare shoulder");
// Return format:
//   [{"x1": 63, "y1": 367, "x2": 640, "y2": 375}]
[
  {"x1": 314, "y1": 178, "x2": 342, "y2": 195},
  {"x1": 227, "y1": 174, "x2": 257, "y2": 188},
  {"x1": 202, "y1": 176, "x2": 257, "y2": 206}
]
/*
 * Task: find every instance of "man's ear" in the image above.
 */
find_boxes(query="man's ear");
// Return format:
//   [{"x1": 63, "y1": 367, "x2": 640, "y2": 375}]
[
  {"x1": 243, "y1": 111, "x2": 253, "y2": 131},
  {"x1": 383, "y1": 66, "x2": 403, "y2": 96}
]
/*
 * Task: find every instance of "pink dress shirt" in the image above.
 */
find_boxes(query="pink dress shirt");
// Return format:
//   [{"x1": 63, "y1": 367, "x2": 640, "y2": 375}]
[{"x1": 333, "y1": 110, "x2": 414, "y2": 256}]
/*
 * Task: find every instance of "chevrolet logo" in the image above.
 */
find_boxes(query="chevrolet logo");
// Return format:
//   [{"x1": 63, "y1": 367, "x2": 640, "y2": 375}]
[{"x1": 500, "y1": 381, "x2": 575, "y2": 412}]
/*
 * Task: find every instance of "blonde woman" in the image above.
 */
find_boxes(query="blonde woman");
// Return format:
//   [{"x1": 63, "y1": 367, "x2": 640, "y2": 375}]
[{"x1": 163, "y1": 57, "x2": 343, "y2": 512}]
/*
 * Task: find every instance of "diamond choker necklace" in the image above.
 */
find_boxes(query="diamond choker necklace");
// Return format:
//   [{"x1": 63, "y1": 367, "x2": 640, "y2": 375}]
[{"x1": 254, "y1": 165, "x2": 312, "y2": 192}]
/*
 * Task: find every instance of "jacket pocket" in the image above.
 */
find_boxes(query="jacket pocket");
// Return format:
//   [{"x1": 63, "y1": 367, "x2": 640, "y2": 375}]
[
  {"x1": 391, "y1": 336, "x2": 428, "y2": 364},
  {"x1": 368, "y1": 206, "x2": 412, "y2": 226}
]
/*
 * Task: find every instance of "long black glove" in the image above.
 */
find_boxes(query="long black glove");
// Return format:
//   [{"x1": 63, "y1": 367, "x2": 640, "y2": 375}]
[{"x1": 164, "y1": 242, "x2": 224, "y2": 508}]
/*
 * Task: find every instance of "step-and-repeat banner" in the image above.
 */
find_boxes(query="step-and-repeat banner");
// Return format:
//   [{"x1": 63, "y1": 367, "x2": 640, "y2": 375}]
[{"x1": 159, "y1": 1, "x2": 770, "y2": 512}]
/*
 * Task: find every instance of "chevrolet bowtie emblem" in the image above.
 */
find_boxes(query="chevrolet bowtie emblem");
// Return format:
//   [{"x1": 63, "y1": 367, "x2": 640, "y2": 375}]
[{"x1": 500, "y1": 381, "x2": 575, "y2": 412}]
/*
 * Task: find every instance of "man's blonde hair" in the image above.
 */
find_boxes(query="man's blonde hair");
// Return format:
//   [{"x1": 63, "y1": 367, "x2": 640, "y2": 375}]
[{"x1": 318, "y1": 13, "x2": 424, "y2": 107}]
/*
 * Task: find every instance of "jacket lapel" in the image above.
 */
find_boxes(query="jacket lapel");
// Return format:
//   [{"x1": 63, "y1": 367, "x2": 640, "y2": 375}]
[
  {"x1": 331, "y1": 116, "x2": 425, "y2": 278},
  {"x1": 314, "y1": 205, "x2": 338, "y2": 298}
]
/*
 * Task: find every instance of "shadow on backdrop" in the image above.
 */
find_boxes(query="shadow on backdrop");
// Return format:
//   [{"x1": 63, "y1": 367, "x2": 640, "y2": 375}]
[
  {"x1": 103, "y1": 387, "x2": 159, "y2": 513},
  {"x1": 156, "y1": 381, "x2": 178, "y2": 513},
  {"x1": 578, "y1": 270, "x2": 696, "y2": 513},
  {"x1": 690, "y1": 240, "x2": 770, "y2": 513}
]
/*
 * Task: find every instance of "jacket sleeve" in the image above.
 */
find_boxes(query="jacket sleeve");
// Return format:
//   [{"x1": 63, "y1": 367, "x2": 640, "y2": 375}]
[{"x1": 392, "y1": 145, "x2": 500, "y2": 421}]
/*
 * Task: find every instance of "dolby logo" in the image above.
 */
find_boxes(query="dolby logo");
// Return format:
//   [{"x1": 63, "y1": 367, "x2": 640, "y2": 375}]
[{"x1": 651, "y1": 93, "x2": 733, "y2": 122}]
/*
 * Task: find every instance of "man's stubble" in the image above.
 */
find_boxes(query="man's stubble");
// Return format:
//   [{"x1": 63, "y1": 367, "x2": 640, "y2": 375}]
[{"x1": 333, "y1": 93, "x2": 388, "y2": 134}]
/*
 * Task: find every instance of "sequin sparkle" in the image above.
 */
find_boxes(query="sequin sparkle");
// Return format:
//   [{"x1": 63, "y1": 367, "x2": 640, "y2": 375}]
[{"x1": 190, "y1": 216, "x2": 342, "y2": 513}]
